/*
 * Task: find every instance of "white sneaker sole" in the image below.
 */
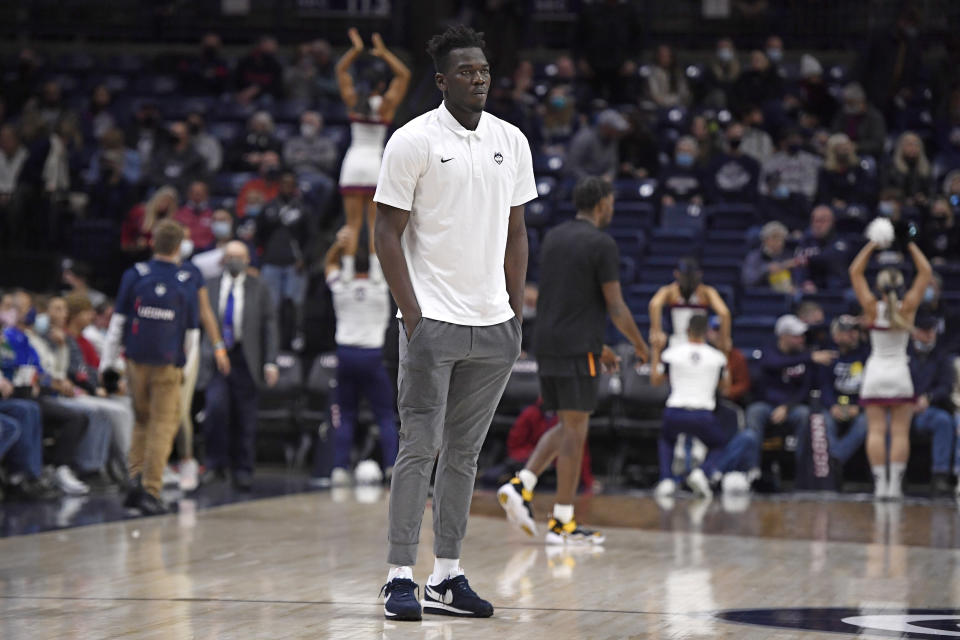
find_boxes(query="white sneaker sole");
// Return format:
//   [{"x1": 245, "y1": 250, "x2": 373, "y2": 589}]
[
  {"x1": 544, "y1": 530, "x2": 606, "y2": 546},
  {"x1": 421, "y1": 600, "x2": 492, "y2": 618},
  {"x1": 497, "y1": 485, "x2": 536, "y2": 537}
]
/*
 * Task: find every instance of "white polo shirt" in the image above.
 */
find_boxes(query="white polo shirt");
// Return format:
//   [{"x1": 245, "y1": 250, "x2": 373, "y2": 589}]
[
  {"x1": 373, "y1": 101, "x2": 538, "y2": 326},
  {"x1": 661, "y1": 342, "x2": 727, "y2": 411},
  {"x1": 327, "y1": 256, "x2": 391, "y2": 349}
]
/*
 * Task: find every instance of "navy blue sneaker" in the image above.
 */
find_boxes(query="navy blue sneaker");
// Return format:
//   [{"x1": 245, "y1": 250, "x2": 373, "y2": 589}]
[
  {"x1": 422, "y1": 574, "x2": 494, "y2": 618},
  {"x1": 380, "y1": 578, "x2": 422, "y2": 621}
]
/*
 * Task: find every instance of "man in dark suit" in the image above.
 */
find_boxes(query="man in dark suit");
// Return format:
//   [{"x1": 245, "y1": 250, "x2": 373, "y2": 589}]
[{"x1": 202, "y1": 240, "x2": 279, "y2": 490}]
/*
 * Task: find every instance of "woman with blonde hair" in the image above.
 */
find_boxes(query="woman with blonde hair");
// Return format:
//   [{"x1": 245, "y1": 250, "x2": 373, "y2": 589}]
[
  {"x1": 884, "y1": 131, "x2": 933, "y2": 207},
  {"x1": 849, "y1": 226, "x2": 932, "y2": 499},
  {"x1": 336, "y1": 28, "x2": 410, "y2": 258},
  {"x1": 816, "y1": 132, "x2": 874, "y2": 208},
  {"x1": 120, "y1": 186, "x2": 179, "y2": 256}
]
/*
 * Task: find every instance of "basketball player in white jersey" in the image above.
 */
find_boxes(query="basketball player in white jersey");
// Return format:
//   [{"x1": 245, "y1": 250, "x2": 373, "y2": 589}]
[{"x1": 649, "y1": 314, "x2": 731, "y2": 498}]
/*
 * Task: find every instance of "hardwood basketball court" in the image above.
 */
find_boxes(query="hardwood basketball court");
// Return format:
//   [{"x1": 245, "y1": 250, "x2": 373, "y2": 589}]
[{"x1": 1, "y1": 488, "x2": 958, "y2": 639}]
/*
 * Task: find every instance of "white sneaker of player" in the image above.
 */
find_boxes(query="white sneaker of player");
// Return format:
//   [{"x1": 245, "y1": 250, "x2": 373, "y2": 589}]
[
  {"x1": 331, "y1": 467, "x2": 352, "y2": 486},
  {"x1": 686, "y1": 468, "x2": 713, "y2": 498},
  {"x1": 54, "y1": 465, "x2": 90, "y2": 496},
  {"x1": 354, "y1": 460, "x2": 384, "y2": 485},
  {"x1": 653, "y1": 478, "x2": 677, "y2": 497},
  {"x1": 162, "y1": 465, "x2": 180, "y2": 487},
  {"x1": 179, "y1": 459, "x2": 199, "y2": 492}
]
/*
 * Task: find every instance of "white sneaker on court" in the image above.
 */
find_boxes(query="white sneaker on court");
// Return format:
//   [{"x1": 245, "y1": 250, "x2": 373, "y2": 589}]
[
  {"x1": 331, "y1": 467, "x2": 351, "y2": 486},
  {"x1": 686, "y1": 468, "x2": 713, "y2": 499},
  {"x1": 179, "y1": 459, "x2": 199, "y2": 492},
  {"x1": 721, "y1": 472, "x2": 750, "y2": 494},
  {"x1": 54, "y1": 465, "x2": 90, "y2": 496},
  {"x1": 654, "y1": 478, "x2": 677, "y2": 497},
  {"x1": 162, "y1": 465, "x2": 180, "y2": 487}
]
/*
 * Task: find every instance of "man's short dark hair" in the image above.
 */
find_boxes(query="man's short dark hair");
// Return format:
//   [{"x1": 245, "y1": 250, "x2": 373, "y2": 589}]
[
  {"x1": 572, "y1": 177, "x2": 613, "y2": 212},
  {"x1": 426, "y1": 25, "x2": 486, "y2": 73},
  {"x1": 153, "y1": 220, "x2": 185, "y2": 256},
  {"x1": 688, "y1": 314, "x2": 708, "y2": 338}
]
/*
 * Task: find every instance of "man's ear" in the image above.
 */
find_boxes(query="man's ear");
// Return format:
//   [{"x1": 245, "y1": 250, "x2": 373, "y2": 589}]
[{"x1": 434, "y1": 72, "x2": 446, "y2": 93}]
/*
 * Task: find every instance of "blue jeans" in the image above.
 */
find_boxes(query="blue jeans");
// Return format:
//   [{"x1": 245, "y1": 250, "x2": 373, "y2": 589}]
[
  {"x1": 0, "y1": 399, "x2": 44, "y2": 478},
  {"x1": 822, "y1": 411, "x2": 868, "y2": 465},
  {"x1": 260, "y1": 264, "x2": 307, "y2": 309},
  {"x1": 912, "y1": 407, "x2": 955, "y2": 474},
  {"x1": 745, "y1": 401, "x2": 811, "y2": 469},
  {"x1": 332, "y1": 346, "x2": 399, "y2": 470},
  {"x1": 657, "y1": 408, "x2": 730, "y2": 479},
  {"x1": 0, "y1": 413, "x2": 21, "y2": 460}
]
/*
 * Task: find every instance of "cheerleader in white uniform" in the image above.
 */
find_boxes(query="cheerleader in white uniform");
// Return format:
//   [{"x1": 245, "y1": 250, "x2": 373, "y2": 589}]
[
  {"x1": 849, "y1": 233, "x2": 932, "y2": 499},
  {"x1": 336, "y1": 28, "x2": 410, "y2": 257},
  {"x1": 648, "y1": 257, "x2": 732, "y2": 350}
]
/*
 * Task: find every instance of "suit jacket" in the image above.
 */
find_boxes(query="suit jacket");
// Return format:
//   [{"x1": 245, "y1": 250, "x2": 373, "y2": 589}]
[{"x1": 202, "y1": 273, "x2": 279, "y2": 387}]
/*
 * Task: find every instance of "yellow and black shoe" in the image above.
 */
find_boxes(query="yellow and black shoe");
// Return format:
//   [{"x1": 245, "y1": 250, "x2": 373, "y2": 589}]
[
  {"x1": 544, "y1": 518, "x2": 605, "y2": 546},
  {"x1": 496, "y1": 476, "x2": 537, "y2": 536}
]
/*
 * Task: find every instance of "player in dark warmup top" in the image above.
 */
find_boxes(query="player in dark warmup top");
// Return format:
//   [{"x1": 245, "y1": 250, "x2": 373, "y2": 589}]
[{"x1": 498, "y1": 176, "x2": 649, "y2": 544}]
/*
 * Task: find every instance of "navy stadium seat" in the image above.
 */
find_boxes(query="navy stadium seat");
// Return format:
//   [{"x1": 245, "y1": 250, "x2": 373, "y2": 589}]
[
  {"x1": 741, "y1": 288, "x2": 791, "y2": 316},
  {"x1": 646, "y1": 227, "x2": 701, "y2": 257},
  {"x1": 660, "y1": 203, "x2": 706, "y2": 231},
  {"x1": 732, "y1": 315, "x2": 778, "y2": 352},
  {"x1": 705, "y1": 203, "x2": 759, "y2": 231}
]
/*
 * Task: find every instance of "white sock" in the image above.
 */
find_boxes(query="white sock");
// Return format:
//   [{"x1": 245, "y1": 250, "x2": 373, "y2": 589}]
[
  {"x1": 341, "y1": 254, "x2": 355, "y2": 272},
  {"x1": 553, "y1": 503, "x2": 574, "y2": 524},
  {"x1": 871, "y1": 465, "x2": 888, "y2": 492},
  {"x1": 387, "y1": 565, "x2": 413, "y2": 582},
  {"x1": 890, "y1": 462, "x2": 906, "y2": 486},
  {"x1": 518, "y1": 469, "x2": 538, "y2": 492},
  {"x1": 429, "y1": 557, "x2": 461, "y2": 585}
]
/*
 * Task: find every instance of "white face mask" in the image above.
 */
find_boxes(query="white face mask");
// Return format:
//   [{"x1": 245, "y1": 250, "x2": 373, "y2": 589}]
[
  {"x1": 179, "y1": 239, "x2": 195, "y2": 259},
  {"x1": 300, "y1": 123, "x2": 318, "y2": 138}
]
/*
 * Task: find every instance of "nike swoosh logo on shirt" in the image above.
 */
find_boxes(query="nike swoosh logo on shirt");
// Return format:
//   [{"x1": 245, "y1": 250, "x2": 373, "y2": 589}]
[{"x1": 441, "y1": 157, "x2": 454, "y2": 163}]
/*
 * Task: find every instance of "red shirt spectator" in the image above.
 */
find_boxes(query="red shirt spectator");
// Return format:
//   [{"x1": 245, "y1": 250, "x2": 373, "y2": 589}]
[
  {"x1": 175, "y1": 181, "x2": 215, "y2": 250},
  {"x1": 507, "y1": 399, "x2": 594, "y2": 490},
  {"x1": 121, "y1": 186, "x2": 179, "y2": 253}
]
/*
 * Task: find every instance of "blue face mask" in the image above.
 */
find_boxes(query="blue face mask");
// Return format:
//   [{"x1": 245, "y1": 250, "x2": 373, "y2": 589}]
[
  {"x1": 549, "y1": 95, "x2": 568, "y2": 110},
  {"x1": 773, "y1": 184, "x2": 791, "y2": 199},
  {"x1": 212, "y1": 220, "x2": 233, "y2": 240},
  {"x1": 34, "y1": 313, "x2": 50, "y2": 335},
  {"x1": 246, "y1": 203, "x2": 263, "y2": 217},
  {"x1": 675, "y1": 152, "x2": 694, "y2": 168},
  {"x1": 923, "y1": 286, "x2": 936, "y2": 304},
  {"x1": 913, "y1": 338, "x2": 934, "y2": 353},
  {"x1": 878, "y1": 201, "x2": 896, "y2": 217}
]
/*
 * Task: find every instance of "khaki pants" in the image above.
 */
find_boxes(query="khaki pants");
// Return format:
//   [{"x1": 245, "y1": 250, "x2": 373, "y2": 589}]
[{"x1": 127, "y1": 361, "x2": 183, "y2": 497}]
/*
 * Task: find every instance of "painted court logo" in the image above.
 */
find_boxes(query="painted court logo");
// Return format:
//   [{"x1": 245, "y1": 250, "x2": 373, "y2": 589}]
[{"x1": 715, "y1": 608, "x2": 960, "y2": 638}]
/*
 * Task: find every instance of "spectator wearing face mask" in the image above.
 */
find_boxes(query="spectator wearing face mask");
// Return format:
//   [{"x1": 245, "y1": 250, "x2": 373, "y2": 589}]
[
  {"x1": 798, "y1": 54, "x2": 838, "y2": 128},
  {"x1": 124, "y1": 101, "x2": 163, "y2": 168},
  {"x1": 192, "y1": 209, "x2": 235, "y2": 280},
  {"x1": 917, "y1": 273, "x2": 960, "y2": 357},
  {"x1": 658, "y1": 136, "x2": 705, "y2": 207},
  {"x1": 739, "y1": 105, "x2": 775, "y2": 164},
  {"x1": 815, "y1": 133, "x2": 876, "y2": 209},
  {"x1": 175, "y1": 180, "x2": 215, "y2": 251},
  {"x1": 230, "y1": 111, "x2": 282, "y2": 172},
  {"x1": 180, "y1": 33, "x2": 230, "y2": 95},
  {"x1": 283, "y1": 111, "x2": 338, "y2": 177},
  {"x1": 235, "y1": 36, "x2": 285, "y2": 104},
  {"x1": 921, "y1": 196, "x2": 959, "y2": 265},
  {"x1": 908, "y1": 314, "x2": 958, "y2": 497},
  {"x1": 617, "y1": 107, "x2": 660, "y2": 179},
  {"x1": 858, "y1": 6, "x2": 925, "y2": 120},
  {"x1": 186, "y1": 110, "x2": 222, "y2": 174},
  {"x1": 121, "y1": 186, "x2": 179, "y2": 258},
  {"x1": 831, "y1": 83, "x2": 887, "y2": 159},
  {"x1": 540, "y1": 86, "x2": 577, "y2": 145},
  {"x1": 82, "y1": 84, "x2": 116, "y2": 143},
  {"x1": 732, "y1": 50, "x2": 783, "y2": 114},
  {"x1": 704, "y1": 37, "x2": 741, "y2": 109},
  {"x1": 705, "y1": 121, "x2": 760, "y2": 204},
  {"x1": 760, "y1": 128, "x2": 822, "y2": 200},
  {"x1": 237, "y1": 152, "x2": 282, "y2": 218},
  {"x1": 148, "y1": 122, "x2": 208, "y2": 192},
  {"x1": 883, "y1": 131, "x2": 933, "y2": 209}
]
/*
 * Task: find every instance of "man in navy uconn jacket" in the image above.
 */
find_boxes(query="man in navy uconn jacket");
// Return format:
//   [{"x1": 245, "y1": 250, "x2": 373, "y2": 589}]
[
  {"x1": 100, "y1": 220, "x2": 199, "y2": 515},
  {"x1": 744, "y1": 314, "x2": 837, "y2": 477}
]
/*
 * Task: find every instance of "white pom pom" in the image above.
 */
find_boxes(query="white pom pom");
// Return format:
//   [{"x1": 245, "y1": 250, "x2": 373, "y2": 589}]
[
  {"x1": 354, "y1": 459, "x2": 383, "y2": 485},
  {"x1": 865, "y1": 217, "x2": 895, "y2": 249}
]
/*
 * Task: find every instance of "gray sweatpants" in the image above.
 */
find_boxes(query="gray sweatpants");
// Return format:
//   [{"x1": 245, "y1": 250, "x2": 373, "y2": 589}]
[{"x1": 387, "y1": 317, "x2": 521, "y2": 566}]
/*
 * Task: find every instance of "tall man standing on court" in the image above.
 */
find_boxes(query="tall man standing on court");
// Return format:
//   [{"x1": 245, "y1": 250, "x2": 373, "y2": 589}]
[
  {"x1": 99, "y1": 220, "x2": 199, "y2": 515},
  {"x1": 498, "y1": 177, "x2": 649, "y2": 544},
  {"x1": 374, "y1": 25, "x2": 536, "y2": 621}
]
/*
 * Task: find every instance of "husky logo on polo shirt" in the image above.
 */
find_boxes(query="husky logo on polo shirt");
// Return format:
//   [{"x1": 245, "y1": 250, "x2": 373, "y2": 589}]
[
  {"x1": 494, "y1": 152, "x2": 503, "y2": 165},
  {"x1": 155, "y1": 283, "x2": 167, "y2": 297},
  {"x1": 177, "y1": 270, "x2": 191, "y2": 283},
  {"x1": 715, "y1": 608, "x2": 960, "y2": 638}
]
